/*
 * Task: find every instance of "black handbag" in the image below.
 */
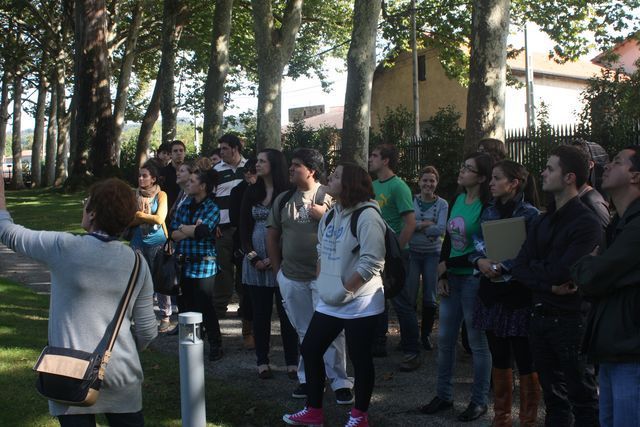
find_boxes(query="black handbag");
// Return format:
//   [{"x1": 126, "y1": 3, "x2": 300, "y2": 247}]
[
  {"x1": 33, "y1": 251, "x2": 142, "y2": 407},
  {"x1": 152, "y1": 238, "x2": 181, "y2": 295}
]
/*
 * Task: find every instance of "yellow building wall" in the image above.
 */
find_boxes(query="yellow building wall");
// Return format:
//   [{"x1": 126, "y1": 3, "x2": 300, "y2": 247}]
[{"x1": 371, "y1": 49, "x2": 468, "y2": 131}]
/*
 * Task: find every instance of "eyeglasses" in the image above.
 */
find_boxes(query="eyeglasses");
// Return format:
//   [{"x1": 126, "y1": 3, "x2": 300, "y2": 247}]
[
  {"x1": 81, "y1": 197, "x2": 89, "y2": 208},
  {"x1": 460, "y1": 163, "x2": 479, "y2": 174}
]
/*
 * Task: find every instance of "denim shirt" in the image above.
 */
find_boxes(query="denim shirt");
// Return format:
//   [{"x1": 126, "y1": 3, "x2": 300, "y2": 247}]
[{"x1": 469, "y1": 194, "x2": 539, "y2": 271}]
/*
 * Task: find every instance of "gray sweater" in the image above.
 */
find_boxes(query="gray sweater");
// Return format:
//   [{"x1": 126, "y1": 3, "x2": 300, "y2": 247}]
[
  {"x1": 0, "y1": 210, "x2": 157, "y2": 416},
  {"x1": 409, "y1": 195, "x2": 448, "y2": 253}
]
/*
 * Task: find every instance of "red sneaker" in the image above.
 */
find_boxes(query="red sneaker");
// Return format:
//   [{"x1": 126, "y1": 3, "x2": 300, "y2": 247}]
[
  {"x1": 283, "y1": 406, "x2": 324, "y2": 426},
  {"x1": 345, "y1": 408, "x2": 369, "y2": 427}
]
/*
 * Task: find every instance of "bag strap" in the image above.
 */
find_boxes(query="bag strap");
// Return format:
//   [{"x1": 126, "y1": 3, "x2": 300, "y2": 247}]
[
  {"x1": 314, "y1": 186, "x2": 327, "y2": 206},
  {"x1": 104, "y1": 251, "x2": 142, "y2": 355},
  {"x1": 277, "y1": 189, "x2": 296, "y2": 216},
  {"x1": 349, "y1": 206, "x2": 373, "y2": 239}
]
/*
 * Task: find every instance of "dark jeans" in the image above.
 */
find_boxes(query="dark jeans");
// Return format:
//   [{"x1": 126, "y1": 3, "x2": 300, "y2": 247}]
[
  {"x1": 247, "y1": 285, "x2": 298, "y2": 366},
  {"x1": 178, "y1": 275, "x2": 221, "y2": 347},
  {"x1": 486, "y1": 332, "x2": 534, "y2": 375},
  {"x1": 301, "y1": 312, "x2": 378, "y2": 411},
  {"x1": 529, "y1": 312, "x2": 599, "y2": 427},
  {"x1": 58, "y1": 411, "x2": 144, "y2": 427}
]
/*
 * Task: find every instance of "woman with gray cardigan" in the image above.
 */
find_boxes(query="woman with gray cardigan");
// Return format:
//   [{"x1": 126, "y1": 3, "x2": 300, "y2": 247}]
[{"x1": 0, "y1": 178, "x2": 157, "y2": 427}]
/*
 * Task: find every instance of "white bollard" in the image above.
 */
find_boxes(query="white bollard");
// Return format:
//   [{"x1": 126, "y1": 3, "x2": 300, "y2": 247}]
[{"x1": 178, "y1": 312, "x2": 206, "y2": 427}]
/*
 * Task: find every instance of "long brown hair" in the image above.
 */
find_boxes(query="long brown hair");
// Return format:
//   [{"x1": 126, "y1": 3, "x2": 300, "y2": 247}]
[{"x1": 337, "y1": 162, "x2": 375, "y2": 208}]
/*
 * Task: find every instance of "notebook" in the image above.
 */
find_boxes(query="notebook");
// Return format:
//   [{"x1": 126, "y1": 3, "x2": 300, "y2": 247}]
[{"x1": 481, "y1": 216, "x2": 526, "y2": 262}]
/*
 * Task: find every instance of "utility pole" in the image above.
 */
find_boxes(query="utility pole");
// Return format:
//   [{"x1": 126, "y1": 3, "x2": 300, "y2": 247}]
[
  {"x1": 524, "y1": 23, "x2": 536, "y2": 134},
  {"x1": 410, "y1": 0, "x2": 420, "y2": 139}
]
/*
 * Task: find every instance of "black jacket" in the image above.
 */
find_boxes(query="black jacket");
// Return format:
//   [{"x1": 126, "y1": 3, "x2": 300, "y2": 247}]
[
  {"x1": 160, "y1": 164, "x2": 180, "y2": 213},
  {"x1": 512, "y1": 196, "x2": 603, "y2": 312},
  {"x1": 571, "y1": 197, "x2": 640, "y2": 363}
]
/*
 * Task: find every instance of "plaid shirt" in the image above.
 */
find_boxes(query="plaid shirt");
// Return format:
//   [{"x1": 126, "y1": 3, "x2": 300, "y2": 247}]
[{"x1": 171, "y1": 195, "x2": 220, "y2": 278}]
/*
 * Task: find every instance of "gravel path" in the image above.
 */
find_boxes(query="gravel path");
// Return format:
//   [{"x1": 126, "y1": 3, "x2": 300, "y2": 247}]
[{"x1": 1, "y1": 243, "x2": 545, "y2": 426}]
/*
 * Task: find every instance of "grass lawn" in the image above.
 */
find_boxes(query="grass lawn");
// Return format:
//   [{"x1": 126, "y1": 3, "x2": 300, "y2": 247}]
[
  {"x1": 5, "y1": 188, "x2": 85, "y2": 233},
  {"x1": 1, "y1": 189, "x2": 284, "y2": 426}
]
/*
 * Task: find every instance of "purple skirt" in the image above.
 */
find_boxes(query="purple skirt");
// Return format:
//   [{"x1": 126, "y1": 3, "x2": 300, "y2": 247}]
[{"x1": 472, "y1": 298, "x2": 531, "y2": 338}]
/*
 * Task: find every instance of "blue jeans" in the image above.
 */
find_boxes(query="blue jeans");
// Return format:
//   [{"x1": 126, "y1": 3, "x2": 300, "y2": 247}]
[
  {"x1": 392, "y1": 250, "x2": 439, "y2": 354},
  {"x1": 436, "y1": 274, "x2": 491, "y2": 405},
  {"x1": 599, "y1": 362, "x2": 640, "y2": 427}
]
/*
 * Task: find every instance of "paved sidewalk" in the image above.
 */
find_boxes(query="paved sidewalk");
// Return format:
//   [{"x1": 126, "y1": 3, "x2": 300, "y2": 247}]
[{"x1": 1, "y1": 243, "x2": 544, "y2": 426}]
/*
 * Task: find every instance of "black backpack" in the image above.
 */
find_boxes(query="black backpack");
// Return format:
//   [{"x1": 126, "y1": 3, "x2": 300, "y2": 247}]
[
  {"x1": 325, "y1": 206, "x2": 405, "y2": 299},
  {"x1": 277, "y1": 187, "x2": 328, "y2": 216}
]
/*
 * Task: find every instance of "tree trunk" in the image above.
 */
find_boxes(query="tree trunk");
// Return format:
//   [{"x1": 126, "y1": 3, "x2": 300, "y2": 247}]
[
  {"x1": 251, "y1": 0, "x2": 303, "y2": 151},
  {"x1": 202, "y1": 0, "x2": 234, "y2": 155},
  {"x1": 341, "y1": 0, "x2": 381, "y2": 168},
  {"x1": 54, "y1": 65, "x2": 71, "y2": 187},
  {"x1": 44, "y1": 78, "x2": 58, "y2": 187},
  {"x1": 463, "y1": 0, "x2": 510, "y2": 153},
  {"x1": 73, "y1": 0, "x2": 115, "y2": 178},
  {"x1": 10, "y1": 73, "x2": 24, "y2": 189},
  {"x1": 0, "y1": 71, "x2": 10, "y2": 163},
  {"x1": 31, "y1": 70, "x2": 49, "y2": 187},
  {"x1": 160, "y1": 0, "x2": 185, "y2": 146},
  {"x1": 135, "y1": 68, "x2": 164, "y2": 168},
  {"x1": 113, "y1": 0, "x2": 143, "y2": 164}
]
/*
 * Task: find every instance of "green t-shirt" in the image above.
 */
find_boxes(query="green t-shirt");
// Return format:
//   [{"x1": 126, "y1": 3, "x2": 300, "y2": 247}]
[
  {"x1": 266, "y1": 183, "x2": 332, "y2": 281},
  {"x1": 373, "y1": 176, "x2": 414, "y2": 235},
  {"x1": 447, "y1": 193, "x2": 482, "y2": 275}
]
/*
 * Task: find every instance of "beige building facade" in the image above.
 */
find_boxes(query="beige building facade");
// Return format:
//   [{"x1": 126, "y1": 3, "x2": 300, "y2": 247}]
[{"x1": 371, "y1": 47, "x2": 603, "y2": 133}]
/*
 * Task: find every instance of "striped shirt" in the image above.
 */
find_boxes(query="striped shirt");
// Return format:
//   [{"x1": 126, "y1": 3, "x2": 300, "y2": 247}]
[
  {"x1": 214, "y1": 158, "x2": 247, "y2": 225},
  {"x1": 170, "y1": 195, "x2": 220, "y2": 278}
]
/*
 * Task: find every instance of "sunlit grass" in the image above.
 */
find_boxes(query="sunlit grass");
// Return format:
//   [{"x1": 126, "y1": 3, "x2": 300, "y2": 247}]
[{"x1": 5, "y1": 188, "x2": 85, "y2": 233}]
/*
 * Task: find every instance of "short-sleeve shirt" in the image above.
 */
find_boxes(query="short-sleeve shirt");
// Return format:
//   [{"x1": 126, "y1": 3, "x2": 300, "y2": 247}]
[
  {"x1": 447, "y1": 193, "x2": 482, "y2": 275},
  {"x1": 266, "y1": 183, "x2": 333, "y2": 281},
  {"x1": 372, "y1": 175, "x2": 414, "y2": 234}
]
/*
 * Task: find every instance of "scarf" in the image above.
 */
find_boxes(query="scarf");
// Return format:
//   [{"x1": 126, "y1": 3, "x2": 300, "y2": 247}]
[{"x1": 136, "y1": 184, "x2": 161, "y2": 214}]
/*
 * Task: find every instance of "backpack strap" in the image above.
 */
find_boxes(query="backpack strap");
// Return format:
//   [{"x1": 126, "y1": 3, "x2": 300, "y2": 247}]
[
  {"x1": 349, "y1": 205, "x2": 377, "y2": 253},
  {"x1": 350, "y1": 206, "x2": 374, "y2": 239},
  {"x1": 277, "y1": 189, "x2": 296, "y2": 216},
  {"x1": 314, "y1": 186, "x2": 327, "y2": 206},
  {"x1": 324, "y1": 208, "x2": 336, "y2": 227}
]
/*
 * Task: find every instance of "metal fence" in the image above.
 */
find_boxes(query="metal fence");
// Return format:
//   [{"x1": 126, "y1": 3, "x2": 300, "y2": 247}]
[{"x1": 382, "y1": 122, "x2": 640, "y2": 199}]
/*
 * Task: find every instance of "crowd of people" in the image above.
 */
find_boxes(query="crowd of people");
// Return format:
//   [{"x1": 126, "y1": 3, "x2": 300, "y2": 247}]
[{"x1": 0, "y1": 134, "x2": 639, "y2": 427}]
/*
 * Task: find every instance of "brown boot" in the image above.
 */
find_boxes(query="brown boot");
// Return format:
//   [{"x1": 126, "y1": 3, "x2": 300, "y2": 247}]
[
  {"x1": 492, "y1": 368, "x2": 513, "y2": 427},
  {"x1": 242, "y1": 319, "x2": 255, "y2": 350},
  {"x1": 519, "y1": 372, "x2": 541, "y2": 427}
]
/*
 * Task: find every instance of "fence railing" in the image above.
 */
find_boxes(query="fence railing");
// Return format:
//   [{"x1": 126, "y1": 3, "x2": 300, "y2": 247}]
[{"x1": 377, "y1": 122, "x2": 640, "y2": 199}]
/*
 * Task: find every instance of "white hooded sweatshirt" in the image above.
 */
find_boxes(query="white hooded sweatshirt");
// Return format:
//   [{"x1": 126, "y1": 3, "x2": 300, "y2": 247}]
[{"x1": 314, "y1": 200, "x2": 386, "y2": 319}]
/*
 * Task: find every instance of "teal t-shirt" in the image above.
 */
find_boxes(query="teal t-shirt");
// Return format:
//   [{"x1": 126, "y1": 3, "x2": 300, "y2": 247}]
[
  {"x1": 373, "y1": 175, "x2": 414, "y2": 235},
  {"x1": 447, "y1": 193, "x2": 482, "y2": 275}
]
